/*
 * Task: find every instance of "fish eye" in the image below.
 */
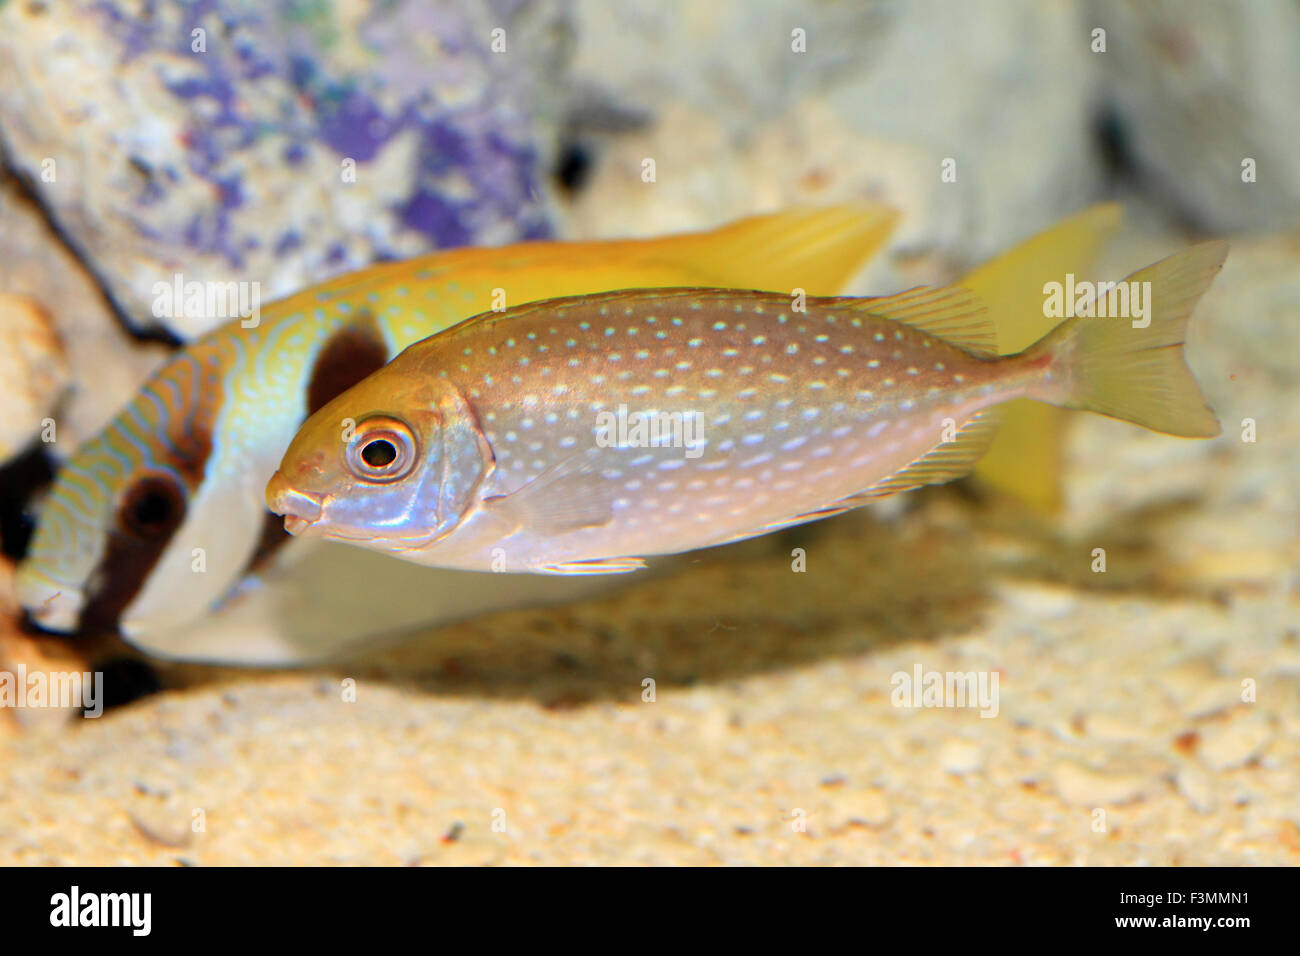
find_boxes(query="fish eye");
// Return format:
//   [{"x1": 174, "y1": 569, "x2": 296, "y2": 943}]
[
  {"x1": 345, "y1": 416, "x2": 417, "y2": 483},
  {"x1": 118, "y1": 475, "x2": 186, "y2": 539},
  {"x1": 362, "y1": 439, "x2": 397, "y2": 468}
]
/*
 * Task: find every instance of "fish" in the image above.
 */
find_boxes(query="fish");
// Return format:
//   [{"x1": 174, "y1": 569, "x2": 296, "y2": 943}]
[
  {"x1": 962, "y1": 203, "x2": 1124, "y2": 513},
  {"x1": 267, "y1": 243, "x2": 1227, "y2": 573},
  {"x1": 15, "y1": 203, "x2": 898, "y2": 655}
]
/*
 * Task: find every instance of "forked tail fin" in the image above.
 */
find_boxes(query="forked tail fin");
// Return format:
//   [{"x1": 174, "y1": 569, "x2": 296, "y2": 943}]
[{"x1": 1027, "y1": 242, "x2": 1227, "y2": 438}]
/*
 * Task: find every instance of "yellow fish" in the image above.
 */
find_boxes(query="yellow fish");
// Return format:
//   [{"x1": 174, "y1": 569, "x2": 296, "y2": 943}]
[
  {"x1": 268, "y1": 244, "x2": 1226, "y2": 573},
  {"x1": 16, "y1": 204, "x2": 897, "y2": 650}
]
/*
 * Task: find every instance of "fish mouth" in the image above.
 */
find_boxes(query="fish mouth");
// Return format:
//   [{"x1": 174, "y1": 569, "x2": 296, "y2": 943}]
[
  {"x1": 265, "y1": 471, "x2": 325, "y2": 536},
  {"x1": 14, "y1": 566, "x2": 86, "y2": 633}
]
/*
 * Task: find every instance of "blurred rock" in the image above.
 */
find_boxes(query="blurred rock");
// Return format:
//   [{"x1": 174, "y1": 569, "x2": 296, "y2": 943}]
[
  {"x1": 562, "y1": 0, "x2": 1101, "y2": 286},
  {"x1": 0, "y1": 0, "x2": 567, "y2": 339},
  {"x1": 0, "y1": 557, "x2": 95, "y2": 736},
  {"x1": 1092, "y1": 0, "x2": 1300, "y2": 230},
  {"x1": 0, "y1": 294, "x2": 67, "y2": 465},
  {"x1": 0, "y1": 175, "x2": 169, "y2": 455}
]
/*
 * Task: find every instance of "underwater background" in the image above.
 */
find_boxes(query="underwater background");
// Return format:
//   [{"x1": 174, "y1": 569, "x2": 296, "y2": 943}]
[{"x1": 0, "y1": 0, "x2": 1296, "y2": 864}]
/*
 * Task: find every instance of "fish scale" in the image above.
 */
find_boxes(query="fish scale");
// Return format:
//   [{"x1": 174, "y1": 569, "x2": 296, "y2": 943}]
[
  {"x1": 268, "y1": 243, "x2": 1226, "y2": 575},
  {"x1": 425, "y1": 289, "x2": 1016, "y2": 568}
]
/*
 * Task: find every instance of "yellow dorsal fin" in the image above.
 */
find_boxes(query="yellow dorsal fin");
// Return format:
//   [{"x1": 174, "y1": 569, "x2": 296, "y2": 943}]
[
  {"x1": 849, "y1": 286, "x2": 997, "y2": 356},
  {"x1": 856, "y1": 411, "x2": 1001, "y2": 501},
  {"x1": 664, "y1": 202, "x2": 900, "y2": 295}
]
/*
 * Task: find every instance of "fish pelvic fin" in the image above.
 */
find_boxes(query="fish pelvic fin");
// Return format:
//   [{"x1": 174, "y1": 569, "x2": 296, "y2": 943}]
[
  {"x1": 536, "y1": 557, "x2": 647, "y2": 575},
  {"x1": 1026, "y1": 242, "x2": 1226, "y2": 438},
  {"x1": 673, "y1": 202, "x2": 899, "y2": 296}
]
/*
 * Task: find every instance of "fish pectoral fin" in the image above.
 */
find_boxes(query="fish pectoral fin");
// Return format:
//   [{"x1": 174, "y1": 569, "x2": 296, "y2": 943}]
[
  {"x1": 853, "y1": 410, "x2": 1002, "y2": 502},
  {"x1": 847, "y1": 286, "x2": 997, "y2": 357},
  {"x1": 535, "y1": 557, "x2": 647, "y2": 575},
  {"x1": 493, "y1": 455, "x2": 616, "y2": 537}
]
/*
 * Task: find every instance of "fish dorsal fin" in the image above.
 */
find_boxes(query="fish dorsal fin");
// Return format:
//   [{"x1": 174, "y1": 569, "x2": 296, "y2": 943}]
[
  {"x1": 850, "y1": 286, "x2": 997, "y2": 357},
  {"x1": 854, "y1": 410, "x2": 1001, "y2": 502},
  {"x1": 666, "y1": 202, "x2": 900, "y2": 295}
]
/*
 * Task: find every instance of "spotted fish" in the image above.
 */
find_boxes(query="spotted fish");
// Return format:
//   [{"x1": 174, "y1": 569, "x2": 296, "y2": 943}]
[
  {"x1": 267, "y1": 244, "x2": 1226, "y2": 573},
  {"x1": 16, "y1": 204, "x2": 898, "y2": 653}
]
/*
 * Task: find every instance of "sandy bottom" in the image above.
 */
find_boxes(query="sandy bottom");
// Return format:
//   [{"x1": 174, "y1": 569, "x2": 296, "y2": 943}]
[{"x1": 0, "y1": 235, "x2": 1296, "y2": 865}]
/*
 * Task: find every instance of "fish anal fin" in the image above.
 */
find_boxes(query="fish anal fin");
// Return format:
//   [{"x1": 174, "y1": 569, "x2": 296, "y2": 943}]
[
  {"x1": 850, "y1": 286, "x2": 997, "y2": 356},
  {"x1": 712, "y1": 413, "x2": 1001, "y2": 544},
  {"x1": 537, "y1": 557, "x2": 647, "y2": 575},
  {"x1": 854, "y1": 410, "x2": 1002, "y2": 502}
]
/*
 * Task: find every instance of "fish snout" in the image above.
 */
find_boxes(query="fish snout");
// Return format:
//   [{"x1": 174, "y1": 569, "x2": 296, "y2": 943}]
[
  {"x1": 14, "y1": 566, "x2": 85, "y2": 633},
  {"x1": 266, "y1": 471, "x2": 324, "y2": 536}
]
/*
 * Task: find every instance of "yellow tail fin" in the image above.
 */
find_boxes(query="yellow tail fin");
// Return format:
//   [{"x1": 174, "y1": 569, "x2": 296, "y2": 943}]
[
  {"x1": 1028, "y1": 242, "x2": 1226, "y2": 438},
  {"x1": 961, "y1": 204, "x2": 1125, "y2": 511}
]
